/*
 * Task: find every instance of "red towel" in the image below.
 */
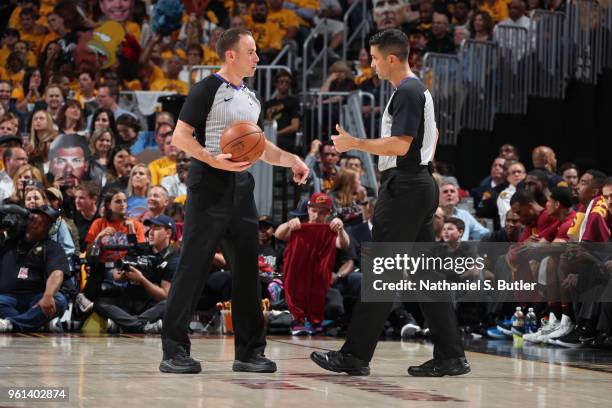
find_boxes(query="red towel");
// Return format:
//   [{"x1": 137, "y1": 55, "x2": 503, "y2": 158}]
[{"x1": 283, "y1": 224, "x2": 337, "y2": 324}]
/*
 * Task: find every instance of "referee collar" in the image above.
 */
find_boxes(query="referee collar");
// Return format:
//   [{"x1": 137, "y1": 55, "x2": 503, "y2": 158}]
[
  {"x1": 214, "y1": 73, "x2": 244, "y2": 91},
  {"x1": 395, "y1": 75, "x2": 419, "y2": 90}
]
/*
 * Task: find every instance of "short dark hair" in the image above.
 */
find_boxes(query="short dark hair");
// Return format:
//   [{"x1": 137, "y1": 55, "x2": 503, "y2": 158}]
[
  {"x1": 102, "y1": 188, "x2": 124, "y2": 221},
  {"x1": 603, "y1": 177, "x2": 612, "y2": 188},
  {"x1": 549, "y1": 187, "x2": 574, "y2": 208},
  {"x1": 48, "y1": 133, "x2": 91, "y2": 162},
  {"x1": 75, "y1": 180, "x2": 100, "y2": 199},
  {"x1": 584, "y1": 169, "x2": 607, "y2": 190},
  {"x1": 319, "y1": 140, "x2": 336, "y2": 156},
  {"x1": 216, "y1": 28, "x2": 253, "y2": 62},
  {"x1": 99, "y1": 84, "x2": 119, "y2": 99},
  {"x1": 527, "y1": 169, "x2": 548, "y2": 184},
  {"x1": 369, "y1": 29, "x2": 409, "y2": 62},
  {"x1": 116, "y1": 113, "x2": 141, "y2": 133},
  {"x1": 510, "y1": 189, "x2": 536, "y2": 206},
  {"x1": 444, "y1": 217, "x2": 465, "y2": 232},
  {"x1": 19, "y1": 8, "x2": 36, "y2": 19}
]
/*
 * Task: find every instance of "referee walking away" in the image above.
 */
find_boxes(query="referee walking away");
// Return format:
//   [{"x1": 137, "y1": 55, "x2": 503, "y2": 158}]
[
  {"x1": 310, "y1": 29, "x2": 470, "y2": 377},
  {"x1": 160, "y1": 28, "x2": 309, "y2": 374}
]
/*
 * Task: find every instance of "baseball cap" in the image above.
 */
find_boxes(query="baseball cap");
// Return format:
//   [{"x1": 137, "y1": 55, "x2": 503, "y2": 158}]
[
  {"x1": 30, "y1": 205, "x2": 60, "y2": 222},
  {"x1": 0, "y1": 135, "x2": 23, "y2": 146},
  {"x1": 258, "y1": 215, "x2": 277, "y2": 228},
  {"x1": 308, "y1": 193, "x2": 333, "y2": 211},
  {"x1": 144, "y1": 214, "x2": 177, "y2": 236},
  {"x1": 288, "y1": 199, "x2": 309, "y2": 219},
  {"x1": 45, "y1": 187, "x2": 63, "y2": 204}
]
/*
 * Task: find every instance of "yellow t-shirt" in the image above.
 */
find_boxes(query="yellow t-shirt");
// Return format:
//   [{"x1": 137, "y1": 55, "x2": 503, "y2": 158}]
[
  {"x1": 249, "y1": 22, "x2": 284, "y2": 51},
  {"x1": 479, "y1": 0, "x2": 510, "y2": 23},
  {"x1": 149, "y1": 64, "x2": 167, "y2": 84},
  {"x1": 0, "y1": 67, "x2": 7, "y2": 81},
  {"x1": 203, "y1": 46, "x2": 222, "y2": 67},
  {"x1": 267, "y1": 9, "x2": 301, "y2": 38},
  {"x1": 21, "y1": 31, "x2": 45, "y2": 56},
  {"x1": 41, "y1": 31, "x2": 59, "y2": 54},
  {"x1": 11, "y1": 87, "x2": 24, "y2": 103},
  {"x1": 289, "y1": 0, "x2": 320, "y2": 10},
  {"x1": 148, "y1": 156, "x2": 177, "y2": 186},
  {"x1": 7, "y1": 70, "x2": 25, "y2": 89},
  {"x1": 174, "y1": 194, "x2": 187, "y2": 206},
  {"x1": 125, "y1": 21, "x2": 141, "y2": 43},
  {"x1": 150, "y1": 78, "x2": 189, "y2": 95},
  {"x1": 8, "y1": 7, "x2": 48, "y2": 30}
]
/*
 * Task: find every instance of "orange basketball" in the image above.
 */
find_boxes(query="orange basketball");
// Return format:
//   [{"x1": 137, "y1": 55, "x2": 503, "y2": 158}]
[{"x1": 220, "y1": 121, "x2": 266, "y2": 163}]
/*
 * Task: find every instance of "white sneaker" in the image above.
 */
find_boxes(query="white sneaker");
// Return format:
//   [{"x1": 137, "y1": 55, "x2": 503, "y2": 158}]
[
  {"x1": 543, "y1": 315, "x2": 574, "y2": 345},
  {"x1": 143, "y1": 320, "x2": 163, "y2": 334},
  {"x1": 400, "y1": 323, "x2": 421, "y2": 339},
  {"x1": 524, "y1": 313, "x2": 558, "y2": 343},
  {"x1": 534, "y1": 313, "x2": 561, "y2": 343},
  {"x1": 76, "y1": 293, "x2": 94, "y2": 314},
  {"x1": 0, "y1": 318, "x2": 13, "y2": 332}
]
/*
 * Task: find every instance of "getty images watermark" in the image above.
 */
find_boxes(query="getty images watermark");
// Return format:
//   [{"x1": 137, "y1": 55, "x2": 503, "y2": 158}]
[{"x1": 361, "y1": 242, "x2": 612, "y2": 303}]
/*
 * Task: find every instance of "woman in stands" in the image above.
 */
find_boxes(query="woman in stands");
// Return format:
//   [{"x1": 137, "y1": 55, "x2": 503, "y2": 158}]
[
  {"x1": 2, "y1": 165, "x2": 45, "y2": 205},
  {"x1": 328, "y1": 168, "x2": 367, "y2": 228},
  {"x1": 88, "y1": 128, "x2": 116, "y2": 187},
  {"x1": 470, "y1": 11, "x2": 494, "y2": 42},
  {"x1": 57, "y1": 99, "x2": 87, "y2": 136},
  {"x1": 104, "y1": 146, "x2": 134, "y2": 193},
  {"x1": 27, "y1": 109, "x2": 59, "y2": 175},
  {"x1": 126, "y1": 164, "x2": 151, "y2": 219},
  {"x1": 88, "y1": 107, "x2": 118, "y2": 137}
]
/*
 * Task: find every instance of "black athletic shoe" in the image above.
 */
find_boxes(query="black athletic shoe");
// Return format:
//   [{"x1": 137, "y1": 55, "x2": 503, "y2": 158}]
[
  {"x1": 408, "y1": 357, "x2": 471, "y2": 377},
  {"x1": 310, "y1": 351, "x2": 370, "y2": 376},
  {"x1": 591, "y1": 333, "x2": 612, "y2": 349},
  {"x1": 232, "y1": 354, "x2": 277, "y2": 373},
  {"x1": 159, "y1": 354, "x2": 202, "y2": 374},
  {"x1": 556, "y1": 325, "x2": 595, "y2": 348}
]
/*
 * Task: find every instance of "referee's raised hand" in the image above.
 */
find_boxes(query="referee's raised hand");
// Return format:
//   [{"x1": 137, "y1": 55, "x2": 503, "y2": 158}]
[{"x1": 207, "y1": 153, "x2": 252, "y2": 172}]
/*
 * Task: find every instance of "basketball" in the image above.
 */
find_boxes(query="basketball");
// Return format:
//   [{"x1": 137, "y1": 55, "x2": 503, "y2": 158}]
[{"x1": 220, "y1": 121, "x2": 266, "y2": 163}]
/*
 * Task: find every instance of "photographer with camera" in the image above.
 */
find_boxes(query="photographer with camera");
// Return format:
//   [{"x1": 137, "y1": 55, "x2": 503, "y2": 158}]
[
  {"x1": 77, "y1": 189, "x2": 146, "y2": 314},
  {"x1": 0, "y1": 205, "x2": 70, "y2": 332},
  {"x1": 93, "y1": 215, "x2": 178, "y2": 334}
]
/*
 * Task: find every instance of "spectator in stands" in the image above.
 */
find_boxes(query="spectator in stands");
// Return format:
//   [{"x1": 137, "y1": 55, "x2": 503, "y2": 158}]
[
  {"x1": 313, "y1": 0, "x2": 346, "y2": 60},
  {"x1": 440, "y1": 180, "x2": 489, "y2": 240},
  {"x1": 267, "y1": 0, "x2": 300, "y2": 42},
  {"x1": 82, "y1": 189, "x2": 146, "y2": 307},
  {"x1": 6, "y1": 51, "x2": 26, "y2": 90},
  {"x1": 115, "y1": 113, "x2": 141, "y2": 150},
  {"x1": 18, "y1": 7, "x2": 45, "y2": 56},
  {"x1": 93, "y1": 214, "x2": 178, "y2": 334},
  {"x1": 559, "y1": 162, "x2": 579, "y2": 195},
  {"x1": 3, "y1": 164, "x2": 43, "y2": 205},
  {"x1": 48, "y1": 133, "x2": 89, "y2": 188},
  {"x1": 203, "y1": 27, "x2": 223, "y2": 66},
  {"x1": 427, "y1": 12, "x2": 455, "y2": 54},
  {"x1": 149, "y1": 129, "x2": 178, "y2": 185},
  {"x1": 470, "y1": 11, "x2": 494, "y2": 42},
  {"x1": 179, "y1": 44, "x2": 204, "y2": 85},
  {"x1": 27, "y1": 109, "x2": 58, "y2": 174},
  {"x1": 0, "y1": 113, "x2": 20, "y2": 137},
  {"x1": 527, "y1": 0, "x2": 545, "y2": 16},
  {"x1": 45, "y1": 186, "x2": 80, "y2": 253},
  {"x1": 15, "y1": 67, "x2": 43, "y2": 112},
  {"x1": 247, "y1": 1, "x2": 284, "y2": 63},
  {"x1": 264, "y1": 71, "x2": 301, "y2": 154},
  {"x1": 105, "y1": 146, "x2": 134, "y2": 192},
  {"x1": 88, "y1": 128, "x2": 115, "y2": 187},
  {"x1": 0, "y1": 81, "x2": 16, "y2": 116},
  {"x1": 354, "y1": 48, "x2": 373, "y2": 86},
  {"x1": 0, "y1": 134, "x2": 22, "y2": 172},
  {"x1": 0, "y1": 146, "x2": 28, "y2": 202},
  {"x1": 531, "y1": 145, "x2": 564, "y2": 188},
  {"x1": 452, "y1": 0, "x2": 471, "y2": 29},
  {"x1": 23, "y1": 185, "x2": 76, "y2": 257},
  {"x1": 88, "y1": 107, "x2": 118, "y2": 138},
  {"x1": 478, "y1": 0, "x2": 509, "y2": 23},
  {"x1": 91, "y1": 85, "x2": 136, "y2": 124},
  {"x1": 275, "y1": 192, "x2": 353, "y2": 335},
  {"x1": 56, "y1": 99, "x2": 86, "y2": 136},
  {"x1": 150, "y1": 54, "x2": 189, "y2": 95},
  {"x1": 405, "y1": 0, "x2": 434, "y2": 37},
  {"x1": 472, "y1": 156, "x2": 506, "y2": 209},
  {"x1": 442, "y1": 217, "x2": 465, "y2": 247},
  {"x1": 74, "y1": 181, "x2": 100, "y2": 251},
  {"x1": 0, "y1": 205, "x2": 69, "y2": 333},
  {"x1": 497, "y1": 160, "x2": 526, "y2": 226},
  {"x1": 43, "y1": 84, "x2": 64, "y2": 122},
  {"x1": 453, "y1": 26, "x2": 470, "y2": 51},
  {"x1": 328, "y1": 168, "x2": 366, "y2": 228},
  {"x1": 126, "y1": 164, "x2": 151, "y2": 218},
  {"x1": 145, "y1": 185, "x2": 170, "y2": 220},
  {"x1": 75, "y1": 70, "x2": 98, "y2": 116},
  {"x1": 161, "y1": 150, "x2": 189, "y2": 200},
  {"x1": 306, "y1": 140, "x2": 341, "y2": 194},
  {"x1": 483, "y1": 209, "x2": 521, "y2": 242},
  {"x1": 499, "y1": 143, "x2": 520, "y2": 161},
  {"x1": 496, "y1": 0, "x2": 530, "y2": 29},
  {"x1": 524, "y1": 169, "x2": 550, "y2": 206},
  {"x1": 0, "y1": 29, "x2": 20, "y2": 68}
]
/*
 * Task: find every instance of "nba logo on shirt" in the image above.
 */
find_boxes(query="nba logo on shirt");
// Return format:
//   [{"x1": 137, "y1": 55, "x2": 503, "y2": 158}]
[{"x1": 18, "y1": 267, "x2": 29, "y2": 280}]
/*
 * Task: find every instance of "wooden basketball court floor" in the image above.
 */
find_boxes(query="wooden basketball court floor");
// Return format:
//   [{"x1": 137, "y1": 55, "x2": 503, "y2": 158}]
[{"x1": 1, "y1": 334, "x2": 611, "y2": 408}]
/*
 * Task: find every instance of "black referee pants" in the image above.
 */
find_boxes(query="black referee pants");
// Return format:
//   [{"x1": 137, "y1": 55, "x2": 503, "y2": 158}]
[
  {"x1": 340, "y1": 166, "x2": 465, "y2": 362},
  {"x1": 162, "y1": 163, "x2": 265, "y2": 361}
]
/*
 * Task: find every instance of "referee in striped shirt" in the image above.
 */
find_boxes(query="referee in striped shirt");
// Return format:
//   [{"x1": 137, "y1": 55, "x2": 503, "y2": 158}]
[
  {"x1": 311, "y1": 29, "x2": 470, "y2": 377},
  {"x1": 160, "y1": 28, "x2": 309, "y2": 374}
]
